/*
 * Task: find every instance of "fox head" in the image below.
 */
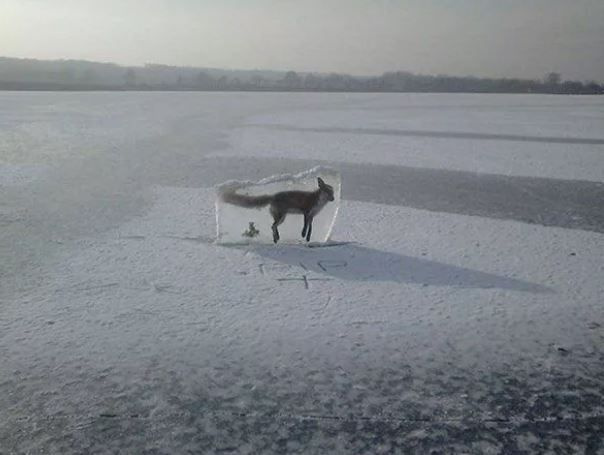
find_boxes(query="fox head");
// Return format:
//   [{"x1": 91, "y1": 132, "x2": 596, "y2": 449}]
[{"x1": 317, "y1": 177, "x2": 335, "y2": 201}]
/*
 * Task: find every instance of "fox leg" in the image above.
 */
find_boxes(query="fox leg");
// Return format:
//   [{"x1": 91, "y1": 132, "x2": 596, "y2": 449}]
[
  {"x1": 302, "y1": 213, "x2": 309, "y2": 238},
  {"x1": 270, "y1": 207, "x2": 286, "y2": 244},
  {"x1": 305, "y1": 216, "x2": 313, "y2": 242}
]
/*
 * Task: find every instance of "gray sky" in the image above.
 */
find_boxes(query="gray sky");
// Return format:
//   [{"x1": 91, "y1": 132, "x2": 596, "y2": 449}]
[{"x1": 2, "y1": 0, "x2": 603, "y2": 81}]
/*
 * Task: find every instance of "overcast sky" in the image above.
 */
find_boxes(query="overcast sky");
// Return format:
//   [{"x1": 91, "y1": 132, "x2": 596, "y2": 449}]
[{"x1": 2, "y1": 0, "x2": 603, "y2": 81}]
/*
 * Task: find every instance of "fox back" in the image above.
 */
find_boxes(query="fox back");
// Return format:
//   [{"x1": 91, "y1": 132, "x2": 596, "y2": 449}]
[
  {"x1": 272, "y1": 177, "x2": 335, "y2": 215},
  {"x1": 221, "y1": 177, "x2": 334, "y2": 214}
]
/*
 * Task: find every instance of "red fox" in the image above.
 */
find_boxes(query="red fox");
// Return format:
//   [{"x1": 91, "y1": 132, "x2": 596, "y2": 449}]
[{"x1": 220, "y1": 177, "x2": 335, "y2": 243}]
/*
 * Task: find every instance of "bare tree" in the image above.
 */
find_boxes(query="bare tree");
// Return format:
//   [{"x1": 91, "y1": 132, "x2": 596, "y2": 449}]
[{"x1": 545, "y1": 72, "x2": 561, "y2": 86}]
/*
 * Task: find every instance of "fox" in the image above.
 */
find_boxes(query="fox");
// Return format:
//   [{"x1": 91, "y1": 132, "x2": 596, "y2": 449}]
[{"x1": 220, "y1": 177, "x2": 335, "y2": 243}]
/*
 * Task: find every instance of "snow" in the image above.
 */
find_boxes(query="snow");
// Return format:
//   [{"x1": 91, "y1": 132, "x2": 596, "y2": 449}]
[
  {"x1": 0, "y1": 164, "x2": 48, "y2": 187},
  {"x1": 219, "y1": 94, "x2": 604, "y2": 183},
  {"x1": 216, "y1": 166, "x2": 341, "y2": 244},
  {"x1": 1, "y1": 92, "x2": 603, "y2": 453}
]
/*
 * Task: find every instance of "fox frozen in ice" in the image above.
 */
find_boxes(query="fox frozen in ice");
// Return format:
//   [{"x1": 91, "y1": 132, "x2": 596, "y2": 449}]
[{"x1": 220, "y1": 177, "x2": 335, "y2": 243}]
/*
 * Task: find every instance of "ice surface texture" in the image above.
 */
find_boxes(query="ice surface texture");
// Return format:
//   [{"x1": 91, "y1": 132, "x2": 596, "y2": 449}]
[{"x1": 216, "y1": 166, "x2": 341, "y2": 244}]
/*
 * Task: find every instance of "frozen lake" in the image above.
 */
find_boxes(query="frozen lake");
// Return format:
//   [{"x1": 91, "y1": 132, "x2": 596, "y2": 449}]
[{"x1": 1, "y1": 92, "x2": 604, "y2": 453}]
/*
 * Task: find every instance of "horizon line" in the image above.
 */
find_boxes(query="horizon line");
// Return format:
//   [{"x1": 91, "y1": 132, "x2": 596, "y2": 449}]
[{"x1": 3, "y1": 55, "x2": 603, "y2": 84}]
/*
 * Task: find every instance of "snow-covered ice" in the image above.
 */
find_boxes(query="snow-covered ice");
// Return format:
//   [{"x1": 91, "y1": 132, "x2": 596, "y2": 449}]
[
  {"x1": 219, "y1": 94, "x2": 604, "y2": 182},
  {"x1": 0, "y1": 164, "x2": 48, "y2": 187},
  {"x1": 1, "y1": 92, "x2": 603, "y2": 453}
]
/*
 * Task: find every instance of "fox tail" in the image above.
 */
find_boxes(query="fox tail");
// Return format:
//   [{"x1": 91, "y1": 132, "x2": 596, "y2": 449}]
[{"x1": 219, "y1": 188, "x2": 273, "y2": 208}]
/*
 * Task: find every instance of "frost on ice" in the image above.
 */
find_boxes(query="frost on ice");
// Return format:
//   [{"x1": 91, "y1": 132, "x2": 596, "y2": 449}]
[{"x1": 216, "y1": 166, "x2": 341, "y2": 244}]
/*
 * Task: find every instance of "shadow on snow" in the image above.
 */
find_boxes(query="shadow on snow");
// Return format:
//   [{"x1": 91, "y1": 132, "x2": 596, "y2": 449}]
[{"x1": 227, "y1": 241, "x2": 552, "y2": 294}]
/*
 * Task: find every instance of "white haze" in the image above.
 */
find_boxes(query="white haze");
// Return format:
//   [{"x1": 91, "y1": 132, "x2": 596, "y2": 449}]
[{"x1": 1, "y1": 0, "x2": 603, "y2": 81}]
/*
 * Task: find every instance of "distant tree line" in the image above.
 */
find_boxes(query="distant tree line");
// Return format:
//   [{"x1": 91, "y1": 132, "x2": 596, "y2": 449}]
[
  {"x1": 267, "y1": 71, "x2": 603, "y2": 95},
  {"x1": 0, "y1": 57, "x2": 602, "y2": 94}
]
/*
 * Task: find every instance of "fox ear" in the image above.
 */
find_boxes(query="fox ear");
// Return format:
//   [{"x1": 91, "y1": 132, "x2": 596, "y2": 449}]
[{"x1": 317, "y1": 177, "x2": 325, "y2": 187}]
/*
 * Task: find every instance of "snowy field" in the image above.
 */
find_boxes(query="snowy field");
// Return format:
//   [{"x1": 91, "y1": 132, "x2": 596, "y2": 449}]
[{"x1": 1, "y1": 92, "x2": 603, "y2": 453}]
